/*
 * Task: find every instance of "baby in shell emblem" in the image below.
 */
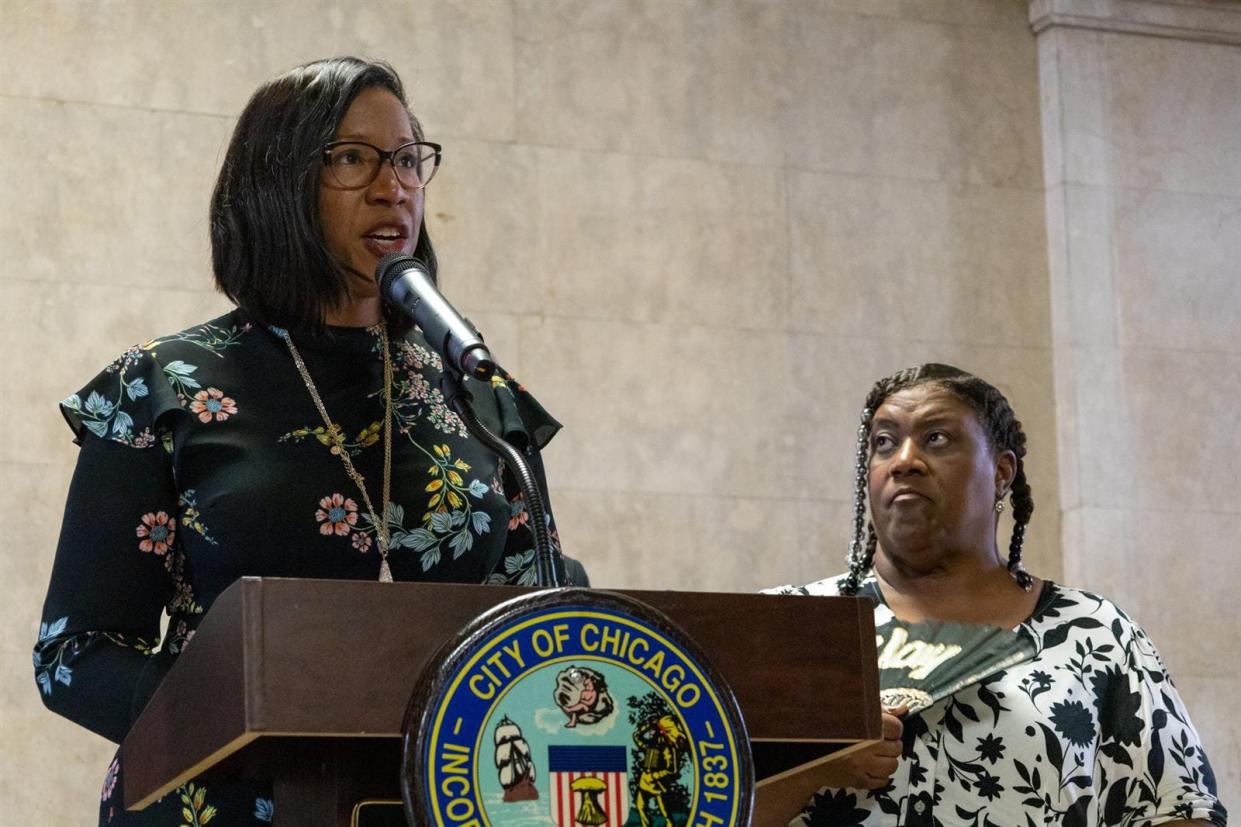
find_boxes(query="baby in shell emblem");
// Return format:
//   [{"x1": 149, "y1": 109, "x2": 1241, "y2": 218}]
[{"x1": 554, "y1": 665, "x2": 615, "y2": 728}]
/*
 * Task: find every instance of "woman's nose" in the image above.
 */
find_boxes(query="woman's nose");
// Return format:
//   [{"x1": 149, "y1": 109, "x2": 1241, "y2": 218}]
[
  {"x1": 366, "y1": 162, "x2": 409, "y2": 205},
  {"x1": 890, "y1": 438, "x2": 924, "y2": 475}
]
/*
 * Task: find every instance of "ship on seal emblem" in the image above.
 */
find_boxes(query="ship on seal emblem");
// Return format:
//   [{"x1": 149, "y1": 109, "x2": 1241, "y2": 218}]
[{"x1": 494, "y1": 715, "x2": 538, "y2": 802}]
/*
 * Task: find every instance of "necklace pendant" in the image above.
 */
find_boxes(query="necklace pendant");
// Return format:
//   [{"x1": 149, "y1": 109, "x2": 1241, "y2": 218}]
[{"x1": 378, "y1": 557, "x2": 394, "y2": 583}]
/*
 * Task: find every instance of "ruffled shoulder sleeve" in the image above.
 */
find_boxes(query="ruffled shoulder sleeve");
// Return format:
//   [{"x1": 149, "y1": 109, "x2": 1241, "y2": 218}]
[
  {"x1": 465, "y1": 367, "x2": 562, "y2": 451},
  {"x1": 58, "y1": 313, "x2": 253, "y2": 447},
  {"x1": 59, "y1": 344, "x2": 189, "y2": 448}
]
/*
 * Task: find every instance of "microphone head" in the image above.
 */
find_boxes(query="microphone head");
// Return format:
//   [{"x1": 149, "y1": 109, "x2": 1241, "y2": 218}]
[{"x1": 375, "y1": 252, "x2": 434, "y2": 296}]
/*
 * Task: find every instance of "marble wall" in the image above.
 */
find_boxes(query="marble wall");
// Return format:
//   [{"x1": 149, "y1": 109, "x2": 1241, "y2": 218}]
[
  {"x1": 1033, "y1": 0, "x2": 1241, "y2": 809},
  {"x1": 2, "y1": 0, "x2": 1227, "y2": 820}
]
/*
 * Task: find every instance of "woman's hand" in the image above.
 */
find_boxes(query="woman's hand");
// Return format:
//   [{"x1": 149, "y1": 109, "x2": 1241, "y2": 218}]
[{"x1": 819, "y1": 704, "x2": 907, "y2": 790}]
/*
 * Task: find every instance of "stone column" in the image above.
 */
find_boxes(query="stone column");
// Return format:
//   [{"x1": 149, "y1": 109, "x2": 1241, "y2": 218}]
[{"x1": 1032, "y1": 0, "x2": 1241, "y2": 807}]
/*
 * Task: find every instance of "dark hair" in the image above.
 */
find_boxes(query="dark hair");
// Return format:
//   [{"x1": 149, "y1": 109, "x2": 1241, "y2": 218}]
[
  {"x1": 842, "y1": 363, "x2": 1034, "y2": 595},
  {"x1": 210, "y1": 56, "x2": 436, "y2": 329}
]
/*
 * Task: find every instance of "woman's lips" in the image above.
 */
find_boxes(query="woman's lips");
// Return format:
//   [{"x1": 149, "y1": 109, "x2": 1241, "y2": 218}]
[{"x1": 362, "y1": 235, "x2": 410, "y2": 258}]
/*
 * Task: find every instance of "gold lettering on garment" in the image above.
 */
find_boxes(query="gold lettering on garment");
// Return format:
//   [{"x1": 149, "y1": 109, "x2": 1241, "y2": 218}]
[{"x1": 876, "y1": 627, "x2": 961, "y2": 680}]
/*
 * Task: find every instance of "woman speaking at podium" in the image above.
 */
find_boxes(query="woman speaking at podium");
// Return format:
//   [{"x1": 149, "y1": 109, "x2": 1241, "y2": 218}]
[
  {"x1": 768, "y1": 364, "x2": 1226, "y2": 827},
  {"x1": 33, "y1": 56, "x2": 583, "y2": 824}
]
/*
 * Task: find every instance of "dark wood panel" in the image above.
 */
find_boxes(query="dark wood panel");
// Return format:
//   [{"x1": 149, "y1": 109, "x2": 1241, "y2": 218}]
[{"x1": 124, "y1": 578, "x2": 882, "y2": 821}]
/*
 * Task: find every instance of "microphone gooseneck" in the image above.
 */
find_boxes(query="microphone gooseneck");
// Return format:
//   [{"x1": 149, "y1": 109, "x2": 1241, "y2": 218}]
[
  {"x1": 376, "y1": 253, "x2": 496, "y2": 380},
  {"x1": 375, "y1": 253, "x2": 565, "y2": 588},
  {"x1": 439, "y1": 372, "x2": 564, "y2": 589}
]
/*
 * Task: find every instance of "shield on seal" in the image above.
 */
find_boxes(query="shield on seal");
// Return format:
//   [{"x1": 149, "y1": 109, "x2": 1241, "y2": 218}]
[{"x1": 547, "y1": 745, "x2": 629, "y2": 827}]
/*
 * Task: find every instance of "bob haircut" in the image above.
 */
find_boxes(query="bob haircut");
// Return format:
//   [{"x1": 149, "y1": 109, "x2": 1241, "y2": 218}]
[{"x1": 210, "y1": 56, "x2": 436, "y2": 329}]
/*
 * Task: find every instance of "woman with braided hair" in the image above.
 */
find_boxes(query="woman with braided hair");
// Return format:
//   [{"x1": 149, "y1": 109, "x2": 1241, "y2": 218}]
[{"x1": 767, "y1": 364, "x2": 1226, "y2": 826}]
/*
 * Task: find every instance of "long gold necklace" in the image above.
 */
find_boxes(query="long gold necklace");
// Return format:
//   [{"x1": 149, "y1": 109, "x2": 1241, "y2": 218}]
[{"x1": 281, "y1": 325, "x2": 395, "y2": 582}]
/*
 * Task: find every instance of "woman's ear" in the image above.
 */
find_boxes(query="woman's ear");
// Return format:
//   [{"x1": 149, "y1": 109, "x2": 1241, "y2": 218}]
[{"x1": 994, "y1": 449, "x2": 1017, "y2": 499}]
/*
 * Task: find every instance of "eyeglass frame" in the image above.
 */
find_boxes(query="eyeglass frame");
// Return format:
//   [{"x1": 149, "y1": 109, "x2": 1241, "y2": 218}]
[{"x1": 319, "y1": 140, "x2": 443, "y2": 190}]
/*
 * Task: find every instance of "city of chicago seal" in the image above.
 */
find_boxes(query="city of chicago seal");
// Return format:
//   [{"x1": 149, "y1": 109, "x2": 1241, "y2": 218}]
[{"x1": 403, "y1": 588, "x2": 752, "y2": 826}]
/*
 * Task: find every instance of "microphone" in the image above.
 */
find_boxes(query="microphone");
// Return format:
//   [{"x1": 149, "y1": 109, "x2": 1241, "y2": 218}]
[{"x1": 376, "y1": 253, "x2": 496, "y2": 380}]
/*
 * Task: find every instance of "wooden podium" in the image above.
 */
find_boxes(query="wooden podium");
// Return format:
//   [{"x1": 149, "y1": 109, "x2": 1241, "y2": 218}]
[{"x1": 122, "y1": 577, "x2": 881, "y2": 826}]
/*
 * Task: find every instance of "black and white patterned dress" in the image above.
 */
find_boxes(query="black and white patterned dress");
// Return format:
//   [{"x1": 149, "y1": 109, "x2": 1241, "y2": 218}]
[{"x1": 764, "y1": 575, "x2": 1227, "y2": 826}]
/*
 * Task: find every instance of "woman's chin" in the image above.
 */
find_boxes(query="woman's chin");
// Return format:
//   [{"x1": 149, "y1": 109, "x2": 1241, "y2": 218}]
[
  {"x1": 881, "y1": 520, "x2": 931, "y2": 545},
  {"x1": 343, "y1": 268, "x2": 381, "y2": 298},
  {"x1": 880, "y1": 530, "x2": 943, "y2": 564}
]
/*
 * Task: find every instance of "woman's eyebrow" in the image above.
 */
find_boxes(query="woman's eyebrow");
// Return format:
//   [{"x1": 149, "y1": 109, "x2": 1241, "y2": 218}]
[
  {"x1": 872, "y1": 412, "x2": 959, "y2": 429},
  {"x1": 915, "y1": 414, "x2": 958, "y2": 428},
  {"x1": 332, "y1": 132, "x2": 416, "y2": 143}
]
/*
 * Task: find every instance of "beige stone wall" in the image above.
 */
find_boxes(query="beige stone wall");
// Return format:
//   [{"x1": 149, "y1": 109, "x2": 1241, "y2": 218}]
[
  {"x1": 3, "y1": 0, "x2": 1227, "y2": 820},
  {"x1": 1033, "y1": 0, "x2": 1241, "y2": 809}
]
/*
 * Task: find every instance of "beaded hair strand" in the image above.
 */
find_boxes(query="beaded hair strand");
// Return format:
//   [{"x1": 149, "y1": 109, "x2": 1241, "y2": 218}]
[
  {"x1": 841, "y1": 369, "x2": 916, "y2": 594},
  {"x1": 990, "y1": 390, "x2": 1035, "y2": 591},
  {"x1": 839, "y1": 364, "x2": 1035, "y2": 595},
  {"x1": 843, "y1": 412, "x2": 874, "y2": 595}
]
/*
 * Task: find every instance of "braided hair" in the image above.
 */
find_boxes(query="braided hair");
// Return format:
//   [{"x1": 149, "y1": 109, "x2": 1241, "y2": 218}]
[{"x1": 841, "y1": 363, "x2": 1034, "y2": 595}]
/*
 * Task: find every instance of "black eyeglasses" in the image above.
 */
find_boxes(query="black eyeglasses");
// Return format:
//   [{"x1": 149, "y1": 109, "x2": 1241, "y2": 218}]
[{"x1": 321, "y1": 140, "x2": 442, "y2": 190}]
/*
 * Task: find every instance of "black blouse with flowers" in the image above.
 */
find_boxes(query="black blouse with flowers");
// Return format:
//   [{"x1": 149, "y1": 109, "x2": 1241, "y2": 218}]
[{"x1": 34, "y1": 309, "x2": 575, "y2": 825}]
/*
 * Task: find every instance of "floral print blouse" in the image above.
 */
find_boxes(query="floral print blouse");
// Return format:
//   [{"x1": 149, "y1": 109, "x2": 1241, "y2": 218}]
[
  {"x1": 765, "y1": 575, "x2": 1227, "y2": 827},
  {"x1": 33, "y1": 310, "x2": 578, "y2": 825}
]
